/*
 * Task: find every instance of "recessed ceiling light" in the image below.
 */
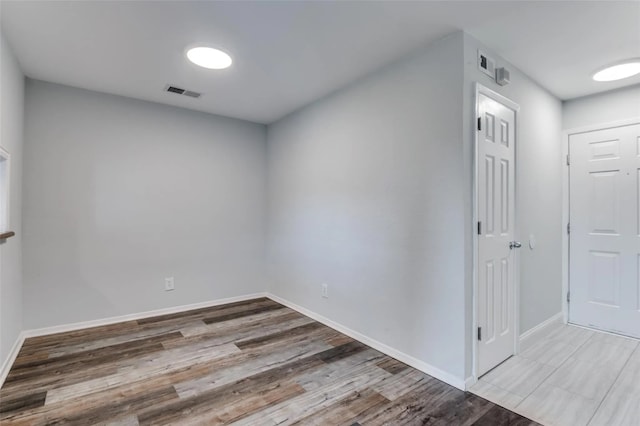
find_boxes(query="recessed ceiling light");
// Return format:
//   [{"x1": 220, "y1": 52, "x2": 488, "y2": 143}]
[
  {"x1": 186, "y1": 46, "x2": 232, "y2": 70},
  {"x1": 593, "y1": 59, "x2": 640, "y2": 82}
]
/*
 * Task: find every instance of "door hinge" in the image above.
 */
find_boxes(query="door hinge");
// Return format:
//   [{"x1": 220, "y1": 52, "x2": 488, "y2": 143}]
[
  {"x1": 477, "y1": 117, "x2": 482, "y2": 131},
  {"x1": 567, "y1": 223, "x2": 570, "y2": 234},
  {"x1": 477, "y1": 221, "x2": 482, "y2": 235},
  {"x1": 477, "y1": 327, "x2": 482, "y2": 341},
  {"x1": 566, "y1": 154, "x2": 570, "y2": 166},
  {"x1": 567, "y1": 291, "x2": 570, "y2": 303}
]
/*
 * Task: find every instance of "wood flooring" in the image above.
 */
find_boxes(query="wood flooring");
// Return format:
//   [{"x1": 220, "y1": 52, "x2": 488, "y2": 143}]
[{"x1": 0, "y1": 297, "x2": 538, "y2": 425}]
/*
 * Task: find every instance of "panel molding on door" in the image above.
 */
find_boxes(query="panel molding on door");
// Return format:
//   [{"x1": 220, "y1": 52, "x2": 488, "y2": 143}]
[
  {"x1": 475, "y1": 86, "x2": 519, "y2": 377},
  {"x1": 569, "y1": 122, "x2": 640, "y2": 339}
]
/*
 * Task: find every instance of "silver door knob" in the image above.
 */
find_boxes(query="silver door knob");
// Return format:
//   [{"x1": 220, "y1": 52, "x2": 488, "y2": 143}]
[{"x1": 509, "y1": 241, "x2": 522, "y2": 249}]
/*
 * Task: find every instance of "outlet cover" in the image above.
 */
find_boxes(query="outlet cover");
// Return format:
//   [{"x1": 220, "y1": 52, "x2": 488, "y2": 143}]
[
  {"x1": 321, "y1": 283, "x2": 328, "y2": 298},
  {"x1": 165, "y1": 277, "x2": 175, "y2": 291}
]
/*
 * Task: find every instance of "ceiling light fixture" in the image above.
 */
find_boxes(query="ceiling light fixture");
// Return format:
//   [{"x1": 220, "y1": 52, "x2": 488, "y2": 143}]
[
  {"x1": 593, "y1": 59, "x2": 640, "y2": 82},
  {"x1": 186, "y1": 46, "x2": 232, "y2": 70}
]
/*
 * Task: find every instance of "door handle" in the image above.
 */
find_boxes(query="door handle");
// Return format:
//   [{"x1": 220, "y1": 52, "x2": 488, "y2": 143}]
[{"x1": 509, "y1": 241, "x2": 522, "y2": 249}]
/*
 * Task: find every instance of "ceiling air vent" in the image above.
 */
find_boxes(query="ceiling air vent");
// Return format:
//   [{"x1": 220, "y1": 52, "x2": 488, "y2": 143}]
[{"x1": 165, "y1": 85, "x2": 202, "y2": 99}]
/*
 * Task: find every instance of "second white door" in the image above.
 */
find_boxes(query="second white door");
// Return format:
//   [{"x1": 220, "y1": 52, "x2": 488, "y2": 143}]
[
  {"x1": 477, "y1": 90, "x2": 518, "y2": 376},
  {"x1": 569, "y1": 122, "x2": 640, "y2": 338}
]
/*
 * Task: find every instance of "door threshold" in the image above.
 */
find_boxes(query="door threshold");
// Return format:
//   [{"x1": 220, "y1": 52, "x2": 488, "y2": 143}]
[{"x1": 567, "y1": 322, "x2": 640, "y2": 341}]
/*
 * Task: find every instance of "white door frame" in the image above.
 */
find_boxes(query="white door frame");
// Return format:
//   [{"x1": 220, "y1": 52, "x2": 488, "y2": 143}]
[
  {"x1": 0, "y1": 146, "x2": 11, "y2": 234},
  {"x1": 472, "y1": 83, "x2": 521, "y2": 384},
  {"x1": 561, "y1": 117, "x2": 640, "y2": 325}
]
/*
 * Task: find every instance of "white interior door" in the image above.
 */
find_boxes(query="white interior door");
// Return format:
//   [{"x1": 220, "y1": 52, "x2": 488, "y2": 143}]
[
  {"x1": 477, "y1": 90, "x2": 518, "y2": 377},
  {"x1": 569, "y1": 122, "x2": 640, "y2": 338}
]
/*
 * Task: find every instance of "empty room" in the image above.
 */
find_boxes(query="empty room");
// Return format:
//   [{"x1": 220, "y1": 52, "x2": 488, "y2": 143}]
[{"x1": 0, "y1": 1, "x2": 639, "y2": 425}]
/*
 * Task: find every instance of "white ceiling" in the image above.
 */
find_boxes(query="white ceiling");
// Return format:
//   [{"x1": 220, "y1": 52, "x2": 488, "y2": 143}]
[{"x1": 1, "y1": 1, "x2": 639, "y2": 124}]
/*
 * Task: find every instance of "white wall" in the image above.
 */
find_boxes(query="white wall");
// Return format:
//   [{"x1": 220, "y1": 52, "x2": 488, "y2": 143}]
[
  {"x1": 462, "y1": 34, "x2": 563, "y2": 376},
  {"x1": 0, "y1": 33, "x2": 24, "y2": 365},
  {"x1": 563, "y1": 84, "x2": 640, "y2": 130},
  {"x1": 267, "y1": 33, "x2": 468, "y2": 382},
  {"x1": 23, "y1": 80, "x2": 267, "y2": 329},
  {"x1": 267, "y1": 31, "x2": 564, "y2": 383}
]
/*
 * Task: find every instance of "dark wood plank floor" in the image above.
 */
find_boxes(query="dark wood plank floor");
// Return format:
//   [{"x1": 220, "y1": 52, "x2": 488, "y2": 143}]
[{"x1": 0, "y1": 298, "x2": 539, "y2": 425}]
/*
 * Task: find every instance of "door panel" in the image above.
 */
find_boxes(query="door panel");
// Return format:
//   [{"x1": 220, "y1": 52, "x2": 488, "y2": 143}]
[
  {"x1": 477, "y1": 92, "x2": 517, "y2": 376},
  {"x1": 588, "y1": 250, "x2": 620, "y2": 306},
  {"x1": 569, "y1": 123, "x2": 640, "y2": 338},
  {"x1": 588, "y1": 170, "x2": 620, "y2": 234}
]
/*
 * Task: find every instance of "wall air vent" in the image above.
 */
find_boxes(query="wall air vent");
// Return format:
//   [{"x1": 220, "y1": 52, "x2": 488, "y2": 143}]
[{"x1": 165, "y1": 85, "x2": 202, "y2": 99}]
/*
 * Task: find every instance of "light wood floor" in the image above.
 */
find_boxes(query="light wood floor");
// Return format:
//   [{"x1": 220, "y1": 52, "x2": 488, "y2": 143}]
[
  {"x1": 471, "y1": 323, "x2": 640, "y2": 426},
  {"x1": 0, "y1": 298, "x2": 537, "y2": 425}
]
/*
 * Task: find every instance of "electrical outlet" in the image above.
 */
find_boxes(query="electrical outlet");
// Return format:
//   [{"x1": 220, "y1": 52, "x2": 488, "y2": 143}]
[
  {"x1": 165, "y1": 277, "x2": 175, "y2": 291},
  {"x1": 321, "y1": 283, "x2": 328, "y2": 298}
]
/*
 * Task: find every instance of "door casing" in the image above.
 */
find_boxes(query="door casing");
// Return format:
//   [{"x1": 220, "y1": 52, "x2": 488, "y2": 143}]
[{"x1": 471, "y1": 83, "x2": 520, "y2": 385}]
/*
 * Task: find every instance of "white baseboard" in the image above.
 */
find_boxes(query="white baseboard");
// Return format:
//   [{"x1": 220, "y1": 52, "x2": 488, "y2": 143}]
[
  {"x1": 464, "y1": 375, "x2": 478, "y2": 390},
  {"x1": 4, "y1": 292, "x2": 469, "y2": 392},
  {"x1": 518, "y1": 312, "x2": 563, "y2": 353},
  {"x1": 0, "y1": 331, "x2": 27, "y2": 388},
  {"x1": 266, "y1": 292, "x2": 466, "y2": 391},
  {"x1": 23, "y1": 292, "x2": 268, "y2": 339}
]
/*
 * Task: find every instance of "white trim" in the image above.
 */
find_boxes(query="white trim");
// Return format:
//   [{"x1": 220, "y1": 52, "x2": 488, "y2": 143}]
[
  {"x1": 0, "y1": 331, "x2": 26, "y2": 388},
  {"x1": 562, "y1": 128, "x2": 570, "y2": 324},
  {"x1": 267, "y1": 292, "x2": 467, "y2": 391},
  {"x1": 22, "y1": 292, "x2": 267, "y2": 338},
  {"x1": 472, "y1": 83, "x2": 521, "y2": 384},
  {"x1": 563, "y1": 117, "x2": 640, "y2": 137},
  {"x1": 0, "y1": 146, "x2": 11, "y2": 233},
  {"x1": 562, "y1": 117, "x2": 640, "y2": 327},
  {"x1": 518, "y1": 312, "x2": 563, "y2": 353},
  {"x1": 3, "y1": 292, "x2": 470, "y2": 391},
  {"x1": 465, "y1": 375, "x2": 478, "y2": 390}
]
